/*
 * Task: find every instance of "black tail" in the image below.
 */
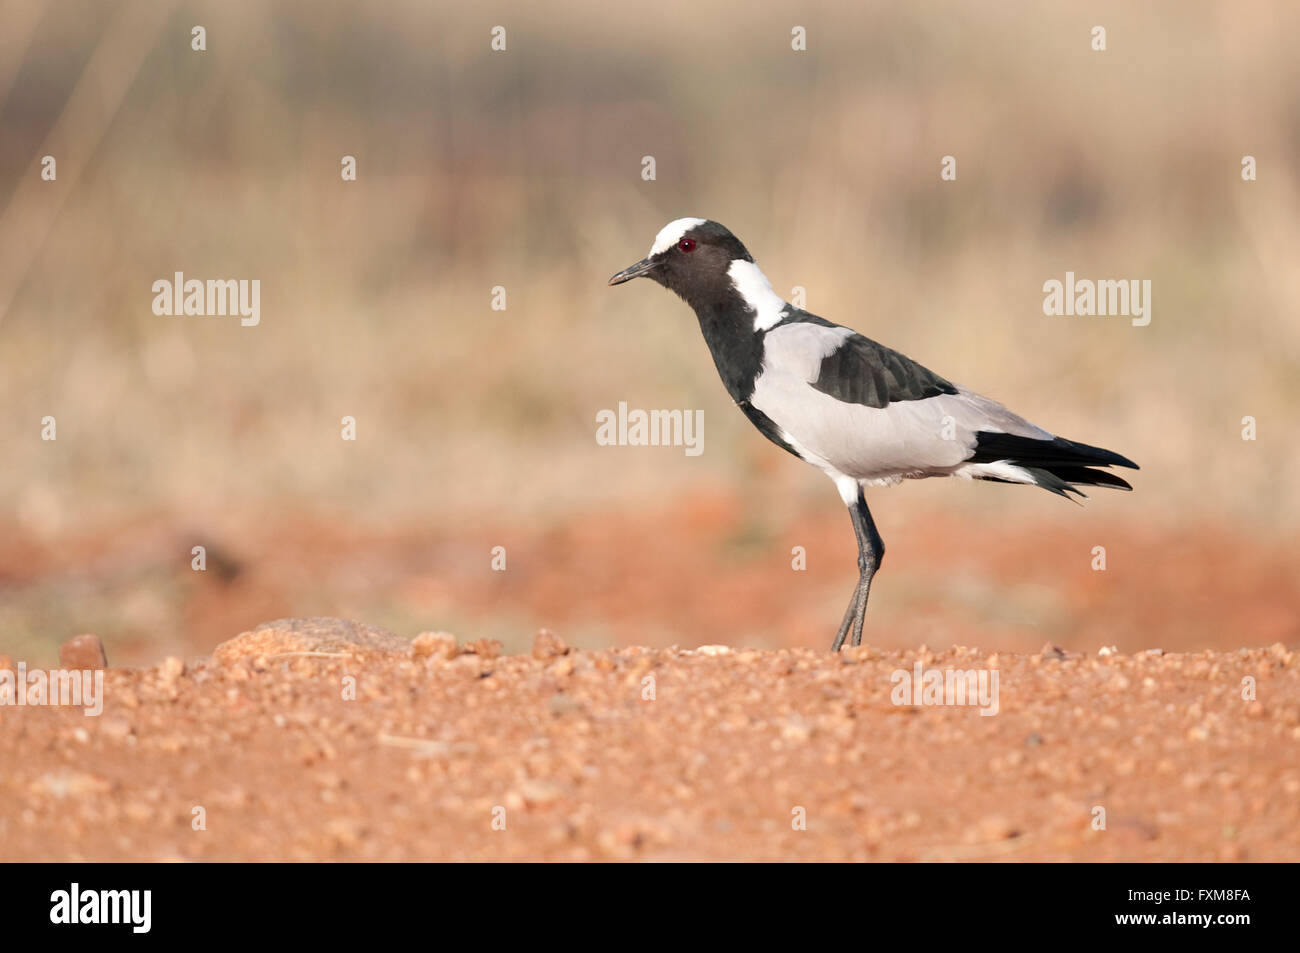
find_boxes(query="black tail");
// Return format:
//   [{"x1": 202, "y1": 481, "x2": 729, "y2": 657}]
[{"x1": 970, "y1": 432, "x2": 1138, "y2": 499}]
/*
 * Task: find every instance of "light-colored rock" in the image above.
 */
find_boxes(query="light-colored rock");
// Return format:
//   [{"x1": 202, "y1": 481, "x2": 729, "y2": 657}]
[
  {"x1": 532, "y1": 629, "x2": 569, "y2": 660},
  {"x1": 411, "y1": 631, "x2": 459, "y2": 660},
  {"x1": 464, "y1": 639, "x2": 502, "y2": 660},
  {"x1": 157, "y1": 656, "x2": 185, "y2": 684},
  {"x1": 212, "y1": 618, "x2": 409, "y2": 665},
  {"x1": 60, "y1": 634, "x2": 108, "y2": 670}
]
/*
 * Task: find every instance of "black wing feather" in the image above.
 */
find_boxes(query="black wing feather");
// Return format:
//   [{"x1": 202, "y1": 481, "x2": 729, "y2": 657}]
[
  {"x1": 970, "y1": 432, "x2": 1138, "y2": 470},
  {"x1": 775, "y1": 313, "x2": 958, "y2": 408}
]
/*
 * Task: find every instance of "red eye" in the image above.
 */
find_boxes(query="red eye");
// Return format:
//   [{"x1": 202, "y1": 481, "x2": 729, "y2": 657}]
[{"x1": 678, "y1": 238, "x2": 697, "y2": 252}]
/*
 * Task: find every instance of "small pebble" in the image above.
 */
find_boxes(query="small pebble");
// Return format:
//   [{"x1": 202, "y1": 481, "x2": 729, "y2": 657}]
[
  {"x1": 59, "y1": 634, "x2": 108, "y2": 670},
  {"x1": 411, "y1": 631, "x2": 459, "y2": 660},
  {"x1": 532, "y1": 629, "x2": 569, "y2": 660}
]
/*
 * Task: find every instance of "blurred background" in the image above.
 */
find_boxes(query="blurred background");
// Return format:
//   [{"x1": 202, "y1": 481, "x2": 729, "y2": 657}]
[{"x1": 1, "y1": 0, "x2": 1296, "y2": 665}]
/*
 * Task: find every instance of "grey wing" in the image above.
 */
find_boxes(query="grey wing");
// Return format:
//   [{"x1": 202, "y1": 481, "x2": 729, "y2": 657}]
[
  {"x1": 809, "y1": 330, "x2": 959, "y2": 407},
  {"x1": 752, "y1": 321, "x2": 1051, "y2": 481}
]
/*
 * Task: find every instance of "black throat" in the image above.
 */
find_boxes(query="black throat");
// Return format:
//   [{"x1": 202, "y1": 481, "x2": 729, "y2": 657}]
[
  {"x1": 650, "y1": 231, "x2": 774, "y2": 404},
  {"x1": 685, "y1": 293, "x2": 768, "y2": 404}
]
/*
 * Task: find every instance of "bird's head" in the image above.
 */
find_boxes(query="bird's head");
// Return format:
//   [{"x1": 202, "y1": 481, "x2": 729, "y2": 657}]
[{"x1": 608, "y1": 218, "x2": 755, "y2": 309}]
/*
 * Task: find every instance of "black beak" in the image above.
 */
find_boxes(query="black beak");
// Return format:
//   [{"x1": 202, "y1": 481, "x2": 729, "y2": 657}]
[{"x1": 608, "y1": 257, "x2": 659, "y2": 286}]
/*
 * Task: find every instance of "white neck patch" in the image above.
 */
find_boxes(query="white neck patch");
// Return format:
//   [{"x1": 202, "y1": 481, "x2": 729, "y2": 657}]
[
  {"x1": 649, "y1": 217, "x2": 708, "y2": 256},
  {"x1": 728, "y1": 259, "x2": 789, "y2": 331}
]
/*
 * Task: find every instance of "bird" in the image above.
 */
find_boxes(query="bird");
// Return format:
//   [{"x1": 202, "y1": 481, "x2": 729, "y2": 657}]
[{"x1": 609, "y1": 218, "x2": 1138, "y2": 652}]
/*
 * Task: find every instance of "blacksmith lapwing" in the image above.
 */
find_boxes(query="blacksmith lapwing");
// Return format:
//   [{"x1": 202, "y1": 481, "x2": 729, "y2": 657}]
[{"x1": 609, "y1": 218, "x2": 1138, "y2": 651}]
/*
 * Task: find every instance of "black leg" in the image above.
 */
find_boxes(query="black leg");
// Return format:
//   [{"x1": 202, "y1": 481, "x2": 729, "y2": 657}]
[{"x1": 830, "y1": 487, "x2": 885, "y2": 651}]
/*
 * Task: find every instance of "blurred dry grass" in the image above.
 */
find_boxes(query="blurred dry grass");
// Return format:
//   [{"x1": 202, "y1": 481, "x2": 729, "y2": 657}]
[{"x1": 1, "y1": 1, "x2": 1297, "y2": 661}]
